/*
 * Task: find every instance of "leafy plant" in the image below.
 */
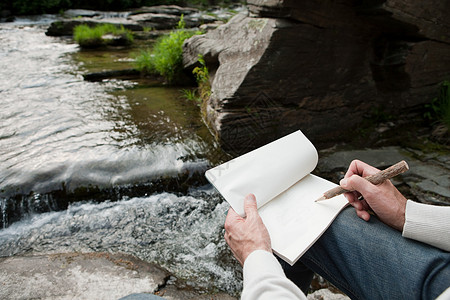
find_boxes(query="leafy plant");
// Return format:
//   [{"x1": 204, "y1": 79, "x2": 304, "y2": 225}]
[
  {"x1": 182, "y1": 53, "x2": 211, "y2": 123},
  {"x1": 192, "y1": 54, "x2": 211, "y2": 101},
  {"x1": 134, "y1": 15, "x2": 201, "y2": 83},
  {"x1": 182, "y1": 88, "x2": 200, "y2": 103},
  {"x1": 425, "y1": 80, "x2": 450, "y2": 130},
  {"x1": 73, "y1": 24, "x2": 133, "y2": 48}
]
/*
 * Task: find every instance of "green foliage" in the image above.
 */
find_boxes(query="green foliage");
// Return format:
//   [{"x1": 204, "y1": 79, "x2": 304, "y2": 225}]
[
  {"x1": 73, "y1": 24, "x2": 133, "y2": 48},
  {"x1": 182, "y1": 88, "x2": 200, "y2": 103},
  {"x1": 192, "y1": 54, "x2": 211, "y2": 100},
  {"x1": 183, "y1": 54, "x2": 211, "y2": 109},
  {"x1": 134, "y1": 15, "x2": 201, "y2": 83},
  {"x1": 425, "y1": 80, "x2": 450, "y2": 130}
]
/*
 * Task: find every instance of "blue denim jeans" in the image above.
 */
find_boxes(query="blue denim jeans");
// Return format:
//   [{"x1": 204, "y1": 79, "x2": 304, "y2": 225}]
[{"x1": 280, "y1": 207, "x2": 450, "y2": 300}]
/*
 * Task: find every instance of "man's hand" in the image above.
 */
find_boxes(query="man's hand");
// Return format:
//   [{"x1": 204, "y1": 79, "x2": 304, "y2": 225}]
[
  {"x1": 340, "y1": 160, "x2": 408, "y2": 231},
  {"x1": 224, "y1": 194, "x2": 272, "y2": 266}
]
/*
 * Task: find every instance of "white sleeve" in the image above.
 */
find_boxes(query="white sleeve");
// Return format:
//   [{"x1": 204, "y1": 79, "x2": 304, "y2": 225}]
[
  {"x1": 402, "y1": 200, "x2": 450, "y2": 252},
  {"x1": 242, "y1": 250, "x2": 307, "y2": 300}
]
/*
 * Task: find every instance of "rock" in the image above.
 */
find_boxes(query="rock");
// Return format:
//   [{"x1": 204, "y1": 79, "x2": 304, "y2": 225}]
[
  {"x1": 83, "y1": 69, "x2": 141, "y2": 82},
  {"x1": 101, "y1": 33, "x2": 133, "y2": 46},
  {"x1": 0, "y1": 252, "x2": 237, "y2": 300},
  {"x1": 128, "y1": 13, "x2": 182, "y2": 30},
  {"x1": 199, "y1": 21, "x2": 225, "y2": 32},
  {"x1": 0, "y1": 253, "x2": 169, "y2": 300},
  {"x1": 183, "y1": 0, "x2": 450, "y2": 154}
]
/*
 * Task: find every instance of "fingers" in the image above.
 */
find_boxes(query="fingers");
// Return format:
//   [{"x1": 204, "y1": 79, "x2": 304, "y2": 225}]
[
  {"x1": 341, "y1": 174, "x2": 374, "y2": 222},
  {"x1": 340, "y1": 175, "x2": 376, "y2": 199},
  {"x1": 356, "y1": 209, "x2": 371, "y2": 221},
  {"x1": 344, "y1": 160, "x2": 380, "y2": 178}
]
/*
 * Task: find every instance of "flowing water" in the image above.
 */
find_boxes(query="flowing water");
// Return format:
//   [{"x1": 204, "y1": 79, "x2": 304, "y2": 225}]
[{"x1": 0, "y1": 16, "x2": 240, "y2": 294}]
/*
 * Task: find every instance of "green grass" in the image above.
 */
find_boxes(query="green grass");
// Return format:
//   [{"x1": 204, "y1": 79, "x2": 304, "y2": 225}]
[
  {"x1": 134, "y1": 16, "x2": 202, "y2": 83},
  {"x1": 73, "y1": 24, "x2": 133, "y2": 48}
]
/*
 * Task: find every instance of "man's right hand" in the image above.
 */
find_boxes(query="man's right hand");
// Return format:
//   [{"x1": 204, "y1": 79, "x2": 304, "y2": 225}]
[
  {"x1": 224, "y1": 194, "x2": 272, "y2": 266},
  {"x1": 340, "y1": 160, "x2": 408, "y2": 232}
]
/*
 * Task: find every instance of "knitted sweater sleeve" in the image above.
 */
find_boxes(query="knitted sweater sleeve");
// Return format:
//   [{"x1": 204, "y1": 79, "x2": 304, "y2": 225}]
[
  {"x1": 242, "y1": 250, "x2": 307, "y2": 300},
  {"x1": 402, "y1": 200, "x2": 450, "y2": 251}
]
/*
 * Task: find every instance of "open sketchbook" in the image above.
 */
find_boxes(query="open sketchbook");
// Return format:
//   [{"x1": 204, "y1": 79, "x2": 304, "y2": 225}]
[{"x1": 205, "y1": 130, "x2": 348, "y2": 265}]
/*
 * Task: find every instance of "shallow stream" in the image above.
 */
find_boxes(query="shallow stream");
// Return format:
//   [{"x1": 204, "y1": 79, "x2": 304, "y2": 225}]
[{"x1": 0, "y1": 16, "x2": 240, "y2": 294}]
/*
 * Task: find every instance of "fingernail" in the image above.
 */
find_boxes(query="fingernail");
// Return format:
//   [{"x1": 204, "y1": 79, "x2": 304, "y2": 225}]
[
  {"x1": 340, "y1": 178, "x2": 348, "y2": 186},
  {"x1": 246, "y1": 193, "x2": 256, "y2": 201}
]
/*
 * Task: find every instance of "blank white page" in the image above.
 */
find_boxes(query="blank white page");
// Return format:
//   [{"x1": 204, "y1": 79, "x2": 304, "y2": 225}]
[
  {"x1": 259, "y1": 174, "x2": 348, "y2": 265},
  {"x1": 205, "y1": 130, "x2": 318, "y2": 217}
]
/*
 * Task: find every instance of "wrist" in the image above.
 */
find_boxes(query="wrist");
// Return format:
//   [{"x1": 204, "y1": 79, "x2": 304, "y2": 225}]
[{"x1": 393, "y1": 197, "x2": 407, "y2": 231}]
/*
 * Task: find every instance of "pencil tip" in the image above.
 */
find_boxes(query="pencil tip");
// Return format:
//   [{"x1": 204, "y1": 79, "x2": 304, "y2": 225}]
[{"x1": 315, "y1": 196, "x2": 326, "y2": 202}]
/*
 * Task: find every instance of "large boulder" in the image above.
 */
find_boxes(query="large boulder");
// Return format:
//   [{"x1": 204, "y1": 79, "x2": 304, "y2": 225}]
[{"x1": 183, "y1": 0, "x2": 450, "y2": 154}]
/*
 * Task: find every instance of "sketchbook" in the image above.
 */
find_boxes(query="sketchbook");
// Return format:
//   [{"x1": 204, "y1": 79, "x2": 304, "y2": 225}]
[{"x1": 205, "y1": 130, "x2": 348, "y2": 265}]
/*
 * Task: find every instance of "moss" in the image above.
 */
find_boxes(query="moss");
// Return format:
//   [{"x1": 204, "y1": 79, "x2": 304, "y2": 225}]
[{"x1": 73, "y1": 24, "x2": 134, "y2": 48}]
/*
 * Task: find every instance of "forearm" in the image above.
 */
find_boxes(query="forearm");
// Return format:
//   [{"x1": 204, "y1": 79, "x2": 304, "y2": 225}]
[
  {"x1": 242, "y1": 250, "x2": 307, "y2": 300},
  {"x1": 402, "y1": 200, "x2": 450, "y2": 251}
]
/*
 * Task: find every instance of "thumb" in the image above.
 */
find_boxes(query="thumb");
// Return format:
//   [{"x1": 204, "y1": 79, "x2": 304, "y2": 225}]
[
  {"x1": 243, "y1": 194, "x2": 258, "y2": 218},
  {"x1": 340, "y1": 175, "x2": 375, "y2": 196}
]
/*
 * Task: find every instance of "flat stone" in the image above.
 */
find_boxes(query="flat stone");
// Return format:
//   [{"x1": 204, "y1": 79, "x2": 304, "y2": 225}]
[{"x1": 0, "y1": 253, "x2": 168, "y2": 300}]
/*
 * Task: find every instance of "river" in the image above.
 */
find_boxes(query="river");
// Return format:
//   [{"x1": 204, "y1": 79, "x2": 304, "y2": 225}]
[{"x1": 0, "y1": 16, "x2": 240, "y2": 294}]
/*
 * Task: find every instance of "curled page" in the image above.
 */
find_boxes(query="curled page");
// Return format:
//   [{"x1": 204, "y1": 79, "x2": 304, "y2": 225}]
[{"x1": 205, "y1": 130, "x2": 318, "y2": 216}]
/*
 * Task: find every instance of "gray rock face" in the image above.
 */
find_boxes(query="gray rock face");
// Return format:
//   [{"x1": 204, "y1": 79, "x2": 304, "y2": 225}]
[{"x1": 183, "y1": 0, "x2": 450, "y2": 154}]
